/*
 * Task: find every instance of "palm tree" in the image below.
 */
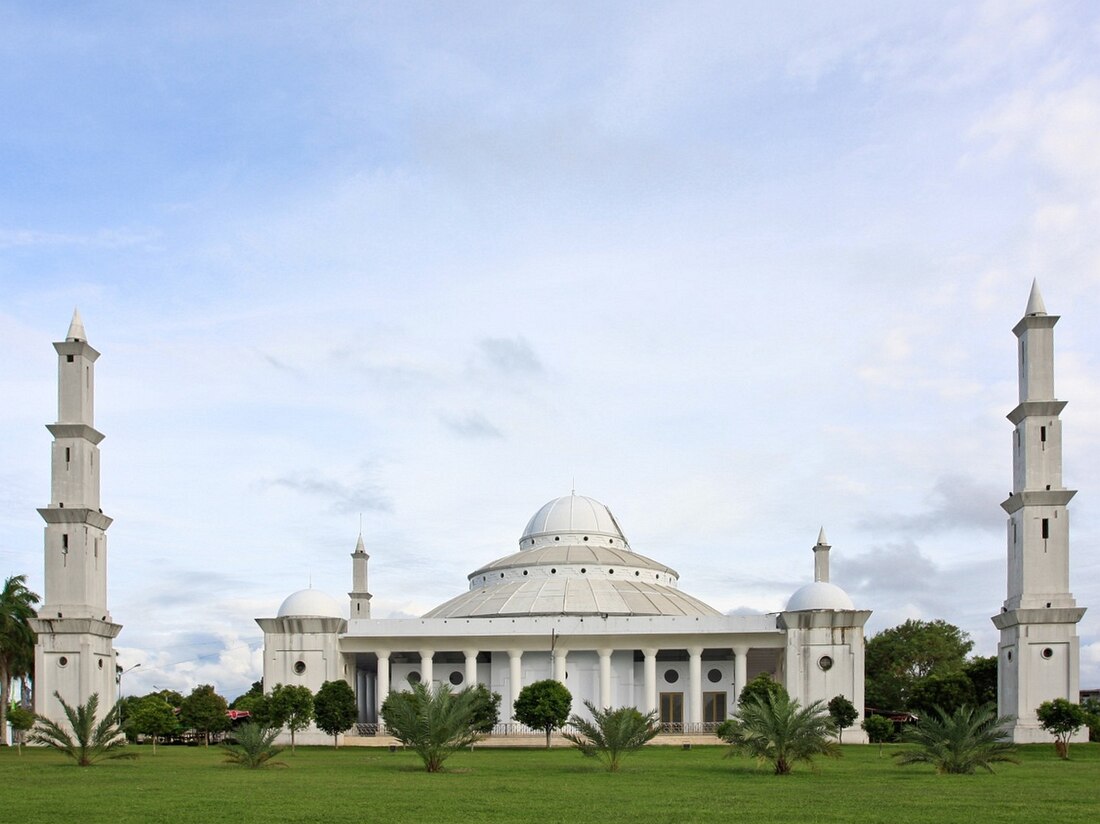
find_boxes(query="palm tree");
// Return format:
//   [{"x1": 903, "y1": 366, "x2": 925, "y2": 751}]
[
  {"x1": 0, "y1": 575, "x2": 39, "y2": 745},
  {"x1": 563, "y1": 702, "x2": 659, "y2": 772},
  {"x1": 221, "y1": 723, "x2": 286, "y2": 768},
  {"x1": 894, "y1": 704, "x2": 1018, "y2": 774},
  {"x1": 719, "y1": 693, "x2": 839, "y2": 775},
  {"x1": 28, "y1": 691, "x2": 136, "y2": 766},
  {"x1": 380, "y1": 681, "x2": 483, "y2": 772}
]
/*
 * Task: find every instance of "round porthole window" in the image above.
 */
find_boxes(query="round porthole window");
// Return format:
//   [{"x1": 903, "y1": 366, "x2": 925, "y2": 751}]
[
  {"x1": 293, "y1": 661, "x2": 306, "y2": 675},
  {"x1": 98, "y1": 659, "x2": 104, "y2": 669},
  {"x1": 523, "y1": 570, "x2": 528, "y2": 576},
  {"x1": 707, "y1": 668, "x2": 722, "y2": 683},
  {"x1": 449, "y1": 671, "x2": 464, "y2": 686},
  {"x1": 664, "y1": 669, "x2": 679, "y2": 684},
  {"x1": 1007, "y1": 650, "x2": 1013, "y2": 662},
  {"x1": 609, "y1": 569, "x2": 614, "y2": 574},
  {"x1": 58, "y1": 656, "x2": 68, "y2": 667},
  {"x1": 554, "y1": 536, "x2": 560, "y2": 541},
  {"x1": 408, "y1": 671, "x2": 422, "y2": 684},
  {"x1": 583, "y1": 536, "x2": 589, "y2": 542},
  {"x1": 551, "y1": 568, "x2": 557, "y2": 574},
  {"x1": 818, "y1": 655, "x2": 834, "y2": 671},
  {"x1": 1041, "y1": 647, "x2": 1054, "y2": 659},
  {"x1": 581, "y1": 568, "x2": 587, "y2": 574},
  {"x1": 500, "y1": 572, "x2": 505, "y2": 578}
]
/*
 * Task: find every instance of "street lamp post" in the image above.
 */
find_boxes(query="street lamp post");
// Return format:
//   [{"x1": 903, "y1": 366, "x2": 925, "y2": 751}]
[{"x1": 117, "y1": 663, "x2": 141, "y2": 723}]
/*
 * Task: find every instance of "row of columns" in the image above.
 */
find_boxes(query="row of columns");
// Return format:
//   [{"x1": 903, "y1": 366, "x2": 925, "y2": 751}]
[{"x1": 373, "y1": 645, "x2": 751, "y2": 724}]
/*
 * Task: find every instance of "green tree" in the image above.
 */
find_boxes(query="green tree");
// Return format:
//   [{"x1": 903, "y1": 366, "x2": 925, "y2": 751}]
[
  {"x1": 827, "y1": 695, "x2": 859, "y2": 742},
  {"x1": 234, "y1": 691, "x2": 274, "y2": 726},
  {"x1": 894, "y1": 704, "x2": 1017, "y2": 774},
  {"x1": 179, "y1": 684, "x2": 230, "y2": 746},
  {"x1": 221, "y1": 723, "x2": 285, "y2": 768},
  {"x1": 1082, "y1": 698, "x2": 1100, "y2": 743},
  {"x1": 563, "y1": 702, "x2": 659, "y2": 772},
  {"x1": 719, "y1": 693, "x2": 838, "y2": 775},
  {"x1": 28, "y1": 691, "x2": 136, "y2": 766},
  {"x1": 865, "y1": 619, "x2": 973, "y2": 710},
  {"x1": 738, "y1": 672, "x2": 788, "y2": 708},
  {"x1": 230, "y1": 680, "x2": 264, "y2": 710},
  {"x1": 270, "y1": 683, "x2": 314, "y2": 752},
  {"x1": 964, "y1": 656, "x2": 998, "y2": 706},
  {"x1": 380, "y1": 682, "x2": 483, "y2": 772},
  {"x1": 0, "y1": 575, "x2": 39, "y2": 744},
  {"x1": 468, "y1": 683, "x2": 502, "y2": 734},
  {"x1": 908, "y1": 671, "x2": 977, "y2": 717},
  {"x1": 861, "y1": 714, "x2": 894, "y2": 754},
  {"x1": 313, "y1": 680, "x2": 357, "y2": 747},
  {"x1": 1036, "y1": 698, "x2": 1088, "y2": 759},
  {"x1": 514, "y1": 679, "x2": 573, "y2": 748},
  {"x1": 127, "y1": 695, "x2": 180, "y2": 754},
  {"x1": 7, "y1": 702, "x2": 35, "y2": 754}
]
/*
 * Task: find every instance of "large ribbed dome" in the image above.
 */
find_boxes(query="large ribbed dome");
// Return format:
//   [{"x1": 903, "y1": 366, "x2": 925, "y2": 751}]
[{"x1": 423, "y1": 494, "x2": 721, "y2": 619}]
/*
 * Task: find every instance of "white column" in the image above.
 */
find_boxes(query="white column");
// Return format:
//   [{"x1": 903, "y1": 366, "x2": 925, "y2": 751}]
[
  {"x1": 597, "y1": 648, "x2": 613, "y2": 709},
  {"x1": 376, "y1": 652, "x2": 390, "y2": 725},
  {"x1": 733, "y1": 646, "x2": 748, "y2": 703},
  {"x1": 508, "y1": 649, "x2": 523, "y2": 722},
  {"x1": 419, "y1": 649, "x2": 434, "y2": 688},
  {"x1": 553, "y1": 649, "x2": 568, "y2": 683},
  {"x1": 463, "y1": 648, "x2": 479, "y2": 688},
  {"x1": 687, "y1": 646, "x2": 703, "y2": 725},
  {"x1": 642, "y1": 648, "x2": 658, "y2": 715}
]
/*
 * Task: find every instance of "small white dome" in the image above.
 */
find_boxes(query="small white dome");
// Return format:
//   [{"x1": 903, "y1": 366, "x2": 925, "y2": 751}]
[
  {"x1": 520, "y1": 494, "x2": 628, "y2": 547},
  {"x1": 277, "y1": 588, "x2": 343, "y2": 618},
  {"x1": 785, "y1": 581, "x2": 854, "y2": 612}
]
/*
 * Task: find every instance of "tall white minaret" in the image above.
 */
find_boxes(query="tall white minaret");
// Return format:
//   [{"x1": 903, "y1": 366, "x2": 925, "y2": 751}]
[
  {"x1": 30, "y1": 311, "x2": 121, "y2": 722},
  {"x1": 349, "y1": 532, "x2": 372, "y2": 618},
  {"x1": 992, "y1": 282, "x2": 1086, "y2": 743},
  {"x1": 812, "y1": 527, "x2": 830, "y2": 583}
]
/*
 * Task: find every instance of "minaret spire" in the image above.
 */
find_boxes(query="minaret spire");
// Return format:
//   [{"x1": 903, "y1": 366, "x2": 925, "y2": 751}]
[
  {"x1": 992, "y1": 284, "x2": 1085, "y2": 743},
  {"x1": 30, "y1": 314, "x2": 121, "y2": 724},
  {"x1": 812, "y1": 528, "x2": 831, "y2": 583},
  {"x1": 1025, "y1": 279, "x2": 1047, "y2": 316},
  {"x1": 350, "y1": 529, "x2": 372, "y2": 619}
]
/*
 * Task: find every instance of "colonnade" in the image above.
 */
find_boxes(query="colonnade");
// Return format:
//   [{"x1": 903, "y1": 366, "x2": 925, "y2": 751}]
[{"x1": 371, "y1": 643, "x2": 752, "y2": 725}]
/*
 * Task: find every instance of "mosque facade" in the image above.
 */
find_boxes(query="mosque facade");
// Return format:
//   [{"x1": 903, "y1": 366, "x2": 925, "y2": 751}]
[{"x1": 27, "y1": 284, "x2": 1086, "y2": 747}]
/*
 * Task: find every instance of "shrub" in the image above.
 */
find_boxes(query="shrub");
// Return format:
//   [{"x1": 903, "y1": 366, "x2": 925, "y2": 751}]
[
  {"x1": 563, "y1": 702, "x2": 658, "y2": 772},
  {"x1": 893, "y1": 704, "x2": 1017, "y2": 774},
  {"x1": 221, "y1": 723, "x2": 285, "y2": 768},
  {"x1": 380, "y1": 682, "x2": 483, "y2": 772},
  {"x1": 28, "y1": 692, "x2": 136, "y2": 766},
  {"x1": 719, "y1": 693, "x2": 838, "y2": 775}
]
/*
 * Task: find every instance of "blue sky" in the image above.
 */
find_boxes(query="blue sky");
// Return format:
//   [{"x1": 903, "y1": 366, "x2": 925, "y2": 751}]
[{"x1": 2, "y1": 1, "x2": 1099, "y2": 699}]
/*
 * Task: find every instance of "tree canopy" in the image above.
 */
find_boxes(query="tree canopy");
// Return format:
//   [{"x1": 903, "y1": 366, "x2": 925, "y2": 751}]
[
  {"x1": 827, "y1": 695, "x2": 859, "y2": 741},
  {"x1": 127, "y1": 695, "x2": 181, "y2": 754},
  {"x1": 0, "y1": 574, "x2": 40, "y2": 745},
  {"x1": 514, "y1": 679, "x2": 572, "y2": 748},
  {"x1": 563, "y1": 702, "x2": 658, "y2": 772},
  {"x1": 738, "y1": 673, "x2": 788, "y2": 708},
  {"x1": 313, "y1": 680, "x2": 358, "y2": 746},
  {"x1": 467, "y1": 684, "x2": 502, "y2": 734},
  {"x1": 865, "y1": 619, "x2": 973, "y2": 711},
  {"x1": 270, "y1": 683, "x2": 314, "y2": 752},
  {"x1": 179, "y1": 684, "x2": 230, "y2": 745},
  {"x1": 1036, "y1": 698, "x2": 1088, "y2": 759}
]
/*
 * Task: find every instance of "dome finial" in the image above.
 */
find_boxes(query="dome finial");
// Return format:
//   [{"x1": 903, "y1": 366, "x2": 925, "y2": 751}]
[
  {"x1": 1025, "y1": 279, "x2": 1047, "y2": 316},
  {"x1": 816, "y1": 526, "x2": 828, "y2": 546}
]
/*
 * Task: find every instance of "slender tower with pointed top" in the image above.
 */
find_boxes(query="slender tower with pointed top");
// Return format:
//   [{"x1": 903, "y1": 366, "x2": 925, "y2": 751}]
[
  {"x1": 992, "y1": 282, "x2": 1086, "y2": 743},
  {"x1": 30, "y1": 311, "x2": 122, "y2": 722},
  {"x1": 349, "y1": 532, "x2": 372, "y2": 619}
]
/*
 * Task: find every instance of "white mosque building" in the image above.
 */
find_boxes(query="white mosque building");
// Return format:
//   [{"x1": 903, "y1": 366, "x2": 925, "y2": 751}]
[{"x1": 28, "y1": 283, "x2": 1086, "y2": 746}]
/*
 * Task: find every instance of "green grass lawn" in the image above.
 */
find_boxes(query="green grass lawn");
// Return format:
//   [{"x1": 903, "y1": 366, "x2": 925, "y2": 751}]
[{"x1": 3, "y1": 742, "x2": 1097, "y2": 823}]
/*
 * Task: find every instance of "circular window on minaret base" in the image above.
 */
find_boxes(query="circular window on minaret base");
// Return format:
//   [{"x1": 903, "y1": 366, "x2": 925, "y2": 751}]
[
  {"x1": 1041, "y1": 647, "x2": 1054, "y2": 659},
  {"x1": 293, "y1": 661, "x2": 306, "y2": 675},
  {"x1": 818, "y1": 655, "x2": 834, "y2": 671},
  {"x1": 58, "y1": 656, "x2": 68, "y2": 668}
]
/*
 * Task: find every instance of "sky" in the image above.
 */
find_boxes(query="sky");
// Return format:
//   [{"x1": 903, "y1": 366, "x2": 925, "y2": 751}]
[{"x1": 1, "y1": 1, "x2": 1099, "y2": 701}]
